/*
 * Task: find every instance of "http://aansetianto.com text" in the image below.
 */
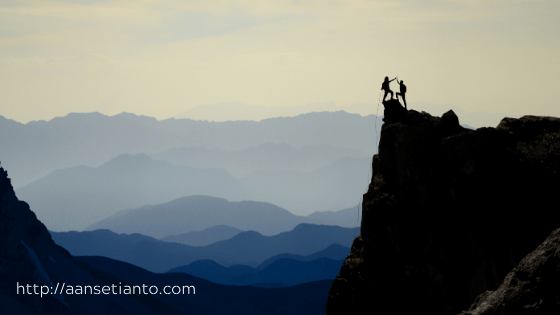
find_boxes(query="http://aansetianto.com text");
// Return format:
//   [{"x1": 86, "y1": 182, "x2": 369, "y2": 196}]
[{"x1": 17, "y1": 282, "x2": 195, "y2": 298}]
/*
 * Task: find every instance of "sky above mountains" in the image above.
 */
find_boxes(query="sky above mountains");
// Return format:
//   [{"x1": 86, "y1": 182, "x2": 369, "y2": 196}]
[{"x1": 1, "y1": 0, "x2": 558, "y2": 124}]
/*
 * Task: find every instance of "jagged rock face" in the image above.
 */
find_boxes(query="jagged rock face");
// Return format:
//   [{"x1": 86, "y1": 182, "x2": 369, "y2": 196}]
[
  {"x1": 0, "y1": 167, "x2": 177, "y2": 315},
  {"x1": 0, "y1": 167, "x2": 71, "y2": 314},
  {"x1": 327, "y1": 102, "x2": 560, "y2": 315},
  {"x1": 460, "y1": 228, "x2": 560, "y2": 314}
]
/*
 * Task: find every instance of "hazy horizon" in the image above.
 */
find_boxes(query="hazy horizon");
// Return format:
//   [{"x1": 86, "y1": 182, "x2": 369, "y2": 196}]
[
  {"x1": 1, "y1": 1, "x2": 558, "y2": 124},
  {"x1": 2, "y1": 100, "x2": 510, "y2": 129}
]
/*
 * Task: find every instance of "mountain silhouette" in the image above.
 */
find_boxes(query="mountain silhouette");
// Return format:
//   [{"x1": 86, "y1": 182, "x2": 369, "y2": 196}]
[
  {"x1": 168, "y1": 244, "x2": 350, "y2": 286},
  {"x1": 240, "y1": 156, "x2": 370, "y2": 214},
  {"x1": 0, "y1": 111, "x2": 379, "y2": 188},
  {"x1": 77, "y1": 255, "x2": 333, "y2": 314},
  {"x1": 50, "y1": 224, "x2": 358, "y2": 272},
  {"x1": 161, "y1": 225, "x2": 244, "y2": 246},
  {"x1": 0, "y1": 163, "x2": 335, "y2": 314},
  {"x1": 17, "y1": 152, "x2": 368, "y2": 232},
  {"x1": 16, "y1": 154, "x2": 245, "y2": 231},
  {"x1": 257, "y1": 244, "x2": 351, "y2": 269},
  {"x1": 87, "y1": 195, "x2": 361, "y2": 239},
  {"x1": 86, "y1": 195, "x2": 301, "y2": 238},
  {"x1": 151, "y1": 142, "x2": 367, "y2": 177}
]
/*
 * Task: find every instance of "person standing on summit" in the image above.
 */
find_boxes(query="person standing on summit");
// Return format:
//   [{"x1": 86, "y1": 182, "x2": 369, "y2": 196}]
[
  {"x1": 396, "y1": 78, "x2": 407, "y2": 110},
  {"x1": 381, "y1": 76, "x2": 396, "y2": 101}
]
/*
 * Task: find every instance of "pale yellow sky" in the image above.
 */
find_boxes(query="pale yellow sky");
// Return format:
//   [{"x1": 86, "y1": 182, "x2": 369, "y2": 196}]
[{"x1": 0, "y1": 0, "x2": 558, "y2": 123}]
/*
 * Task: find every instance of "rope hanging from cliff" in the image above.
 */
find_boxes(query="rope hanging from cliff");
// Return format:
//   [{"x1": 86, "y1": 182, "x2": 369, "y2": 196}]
[
  {"x1": 375, "y1": 89, "x2": 382, "y2": 149},
  {"x1": 353, "y1": 89, "x2": 384, "y2": 237},
  {"x1": 355, "y1": 89, "x2": 383, "y2": 235}
]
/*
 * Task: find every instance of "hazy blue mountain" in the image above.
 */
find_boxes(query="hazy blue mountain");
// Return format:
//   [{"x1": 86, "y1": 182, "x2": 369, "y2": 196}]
[
  {"x1": 173, "y1": 101, "x2": 342, "y2": 121},
  {"x1": 257, "y1": 244, "x2": 350, "y2": 270},
  {"x1": 161, "y1": 225, "x2": 244, "y2": 246},
  {"x1": 168, "y1": 260, "x2": 255, "y2": 284},
  {"x1": 3, "y1": 160, "x2": 332, "y2": 314},
  {"x1": 18, "y1": 152, "x2": 367, "y2": 232},
  {"x1": 241, "y1": 156, "x2": 371, "y2": 214},
  {"x1": 77, "y1": 256, "x2": 332, "y2": 315},
  {"x1": 173, "y1": 101, "x2": 507, "y2": 129},
  {"x1": 168, "y1": 257, "x2": 344, "y2": 287},
  {"x1": 88, "y1": 195, "x2": 361, "y2": 239},
  {"x1": 233, "y1": 258, "x2": 345, "y2": 286},
  {"x1": 200, "y1": 224, "x2": 358, "y2": 267},
  {"x1": 167, "y1": 244, "x2": 350, "y2": 286},
  {"x1": 0, "y1": 111, "x2": 379, "y2": 188},
  {"x1": 50, "y1": 224, "x2": 359, "y2": 272},
  {"x1": 303, "y1": 205, "x2": 362, "y2": 228},
  {"x1": 151, "y1": 143, "x2": 367, "y2": 177},
  {"x1": 87, "y1": 195, "x2": 302, "y2": 238},
  {"x1": 16, "y1": 154, "x2": 245, "y2": 232}
]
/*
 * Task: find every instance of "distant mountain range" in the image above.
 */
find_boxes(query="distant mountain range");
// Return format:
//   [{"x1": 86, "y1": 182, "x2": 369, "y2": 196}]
[
  {"x1": 240, "y1": 156, "x2": 370, "y2": 214},
  {"x1": 50, "y1": 224, "x2": 359, "y2": 272},
  {"x1": 78, "y1": 256, "x2": 333, "y2": 314},
  {"x1": 173, "y1": 101, "x2": 510, "y2": 129},
  {"x1": 16, "y1": 155, "x2": 244, "y2": 231},
  {"x1": 161, "y1": 225, "x2": 244, "y2": 246},
  {"x1": 86, "y1": 195, "x2": 361, "y2": 238},
  {"x1": 150, "y1": 142, "x2": 367, "y2": 177},
  {"x1": 168, "y1": 244, "x2": 349, "y2": 286},
  {"x1": 86, "y1": 195, "x2": 301, "y2": 238},
  {"x1": 1, "y1": 163, "x2": 332, "y2": 314},
  {"x1": 174, "y1": 101, "x2": 348, "y2": 121},
  {"x1": 17, "y1": 153, "x2": 368, "y2": 232},
  {"x1": 0, "y1": 111, "x2": 379, "y2": 188}
]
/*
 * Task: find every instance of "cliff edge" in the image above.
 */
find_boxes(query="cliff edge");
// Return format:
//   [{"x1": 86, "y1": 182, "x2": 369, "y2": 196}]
[{"x1": 327, "y1": 99, "x2": 560, "y2": 314}]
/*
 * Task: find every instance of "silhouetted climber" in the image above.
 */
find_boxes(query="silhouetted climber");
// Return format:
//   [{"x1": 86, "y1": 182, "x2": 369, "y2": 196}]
[
  {"x1": 381, "y1": 76, "x2": 396, "y2": 101},
  {"x1": 396, "y1": 78, "x2": 407, "y2": 109}
]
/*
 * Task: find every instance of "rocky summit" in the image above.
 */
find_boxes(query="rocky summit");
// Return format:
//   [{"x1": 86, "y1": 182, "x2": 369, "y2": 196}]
[{"x1": 327, "y1": 99, "x2": 560, "y2": 315}]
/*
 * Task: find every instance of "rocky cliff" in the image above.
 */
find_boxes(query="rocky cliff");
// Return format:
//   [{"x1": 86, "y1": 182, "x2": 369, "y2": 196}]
[
  {"x1": 0, "y1": 166, "x2": 178, "y2": 315},
  {"x1": 460, "y1": 227, "x2": 560, "y2": 314},
  {"x1": 327, "y1": 99, "x2": 560, "y2": 314}
]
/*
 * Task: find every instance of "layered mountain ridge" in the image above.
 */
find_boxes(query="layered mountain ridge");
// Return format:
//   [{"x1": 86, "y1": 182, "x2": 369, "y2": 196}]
[{"x1": 0, "y1": 161, "x2": 336, "y2": 314}]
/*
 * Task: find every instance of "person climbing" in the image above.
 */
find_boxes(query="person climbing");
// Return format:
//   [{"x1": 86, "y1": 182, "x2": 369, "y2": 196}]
[
  {"x1": 381, "y1": 76, "x2": 396, "y2": 101},
  {"x1": 396, "y1": 78, "x2": 407, "y2": 109}
]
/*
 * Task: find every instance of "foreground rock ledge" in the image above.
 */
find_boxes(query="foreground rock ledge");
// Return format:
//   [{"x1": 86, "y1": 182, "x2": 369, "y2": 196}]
[
  {"x1": 460, "y1": 227, "x2": 560, "y2": 315},
  {"x1": 327, "y1": 100, "x2": 560, "y2": 315}
]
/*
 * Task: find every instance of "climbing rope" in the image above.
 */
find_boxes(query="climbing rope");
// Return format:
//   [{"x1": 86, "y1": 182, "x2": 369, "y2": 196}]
[
  {"x1": 353, "y1": 89, "x2": 384, "y2": 239},
  {"x1": 375, "y1": 88, "x2": 383, "y2": 149}
]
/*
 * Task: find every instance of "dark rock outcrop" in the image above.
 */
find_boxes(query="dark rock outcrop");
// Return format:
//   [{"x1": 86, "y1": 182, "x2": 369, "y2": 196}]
[
  {"x1": 0, "y1": 166, "x2": 178, "y2": 314},
  {"x1": 381, "y1": 99, "x2": 408, "y2": 123},
  {"x1": 327, "y1": 105, "x2": 560, "y2": 314},
  {"x1": 460, "y1": 228, "x2": 560, "y2": 314}
]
